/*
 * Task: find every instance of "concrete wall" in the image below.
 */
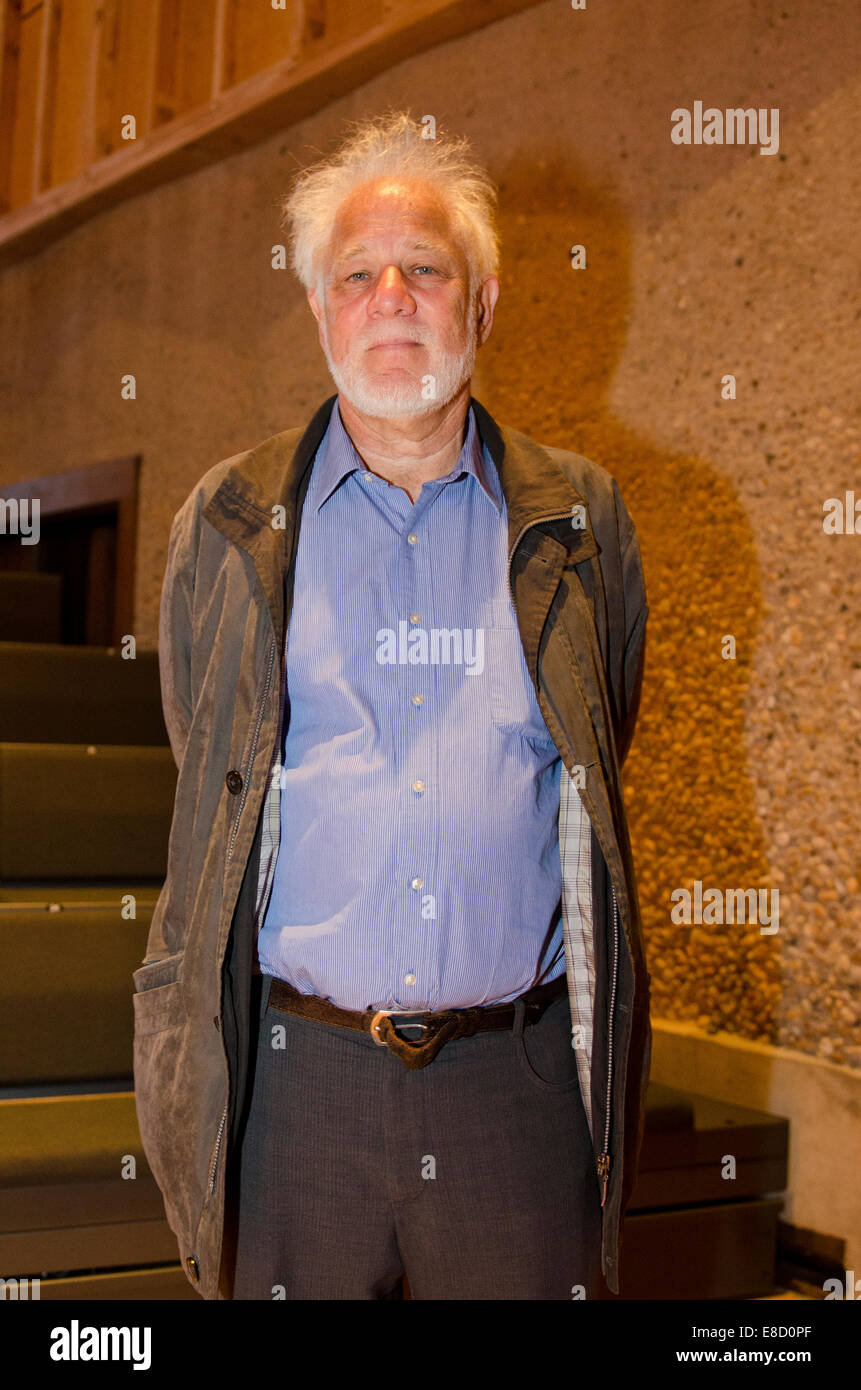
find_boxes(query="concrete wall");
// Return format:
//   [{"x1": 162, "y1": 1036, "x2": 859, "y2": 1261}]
[{"x1": 1, "y1": 0, "x2": 858, "y2": 1258}]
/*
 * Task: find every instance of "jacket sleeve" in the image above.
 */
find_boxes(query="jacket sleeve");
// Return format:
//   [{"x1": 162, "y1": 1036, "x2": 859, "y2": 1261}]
[
  {"x1": 158, "y1": 507, "x2": 196, "y2": 770},
  {"x1": 613, "y1": 479, "x2": 648, "y2": 768}
]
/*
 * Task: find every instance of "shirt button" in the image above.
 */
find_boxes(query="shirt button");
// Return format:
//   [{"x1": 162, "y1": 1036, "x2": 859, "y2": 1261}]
[
  {"x1": 412, "y1": 780, "x2": 425, "y2": 794},
  {"x1": 409, "y1": 613, "x2": 421, "y2": 624},
  {"x1": 407, "y1": 533, "x2": 418, "y2": 546},
  {"x1": 404, "y1": 974, "x2": 417, "y2": 986},
  {"x1": 411, "y1": 877, "x2": 423, "y2": 890},
  {"x1": 225, "y1": 770, "x2": 243, "y2": 794},
  {"x1": 411, "y1": 694, "x2": 424, "y2": 706}
]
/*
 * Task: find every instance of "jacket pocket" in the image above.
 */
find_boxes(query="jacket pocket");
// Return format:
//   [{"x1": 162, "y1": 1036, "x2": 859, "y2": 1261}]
[
  {"x1": 132, "y1": 950, "x2": 186, "y2": 1032},
  {"x1": 132, "y1": 952, "x2": 196, "y2": 1240},
  {"x1": 132, "y1": 977, "x2": 186, "y2": 1035}
]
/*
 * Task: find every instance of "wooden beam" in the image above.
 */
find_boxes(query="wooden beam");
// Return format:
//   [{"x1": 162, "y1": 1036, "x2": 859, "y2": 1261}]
[
  {"x1": 0, "y1": 0, "x2": 542, "y2": 267},
  {"x1": 7, "y1": 0, "x2": 48, "y2": 210},
  {"x1": 210, "y1": 0, "x2": 229, "y2": 100},
  {"x1": 153, "y1": 0, "x2": 219, "y2": 127},
  {"x1": 221, "y1": 0, "x2": 295, "y2": 92},
  {"x1": 0, "y1": 455, "x2": 139, "y2": 516},
  {"x1": 45, "y1": 0, "x2": 99, "y2": 190},
  {"x1": 93, "y1": 0, "x2": 161, "y2": 160},
  {"x1": 301, "y1": 0, "x2": 386, "y2": 54},
  {"x1": 30, "y1": 0, "x2": 56, "y2": 197},
  {"x1": 0, "y1": 0, "x2": 22, "y2": 213}
]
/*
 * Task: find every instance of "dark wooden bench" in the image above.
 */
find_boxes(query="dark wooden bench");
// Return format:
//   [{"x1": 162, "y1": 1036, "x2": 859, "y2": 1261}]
[
  {"x1": 0, "y1": 640, "x2": 189, "y2": 1296},
  {"x1": 0, "y1": 642, "x2": 168, "y2": 745},
  {"x1": 594, "y1": 1082, "x2": 789, "y2": 1299},
  {"x1": 0, "y1": 884, "x2": 195, "y2": 1299}
]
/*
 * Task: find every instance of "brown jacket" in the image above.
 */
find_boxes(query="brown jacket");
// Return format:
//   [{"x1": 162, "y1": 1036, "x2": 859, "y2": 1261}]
[{"x1": 133, "y1": 393, "x2": 651, "y2": 1298}]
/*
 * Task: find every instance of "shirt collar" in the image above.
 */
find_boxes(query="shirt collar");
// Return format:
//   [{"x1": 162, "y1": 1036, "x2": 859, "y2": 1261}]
[{"x1": 309, "y1": 395, "x2": 503, "y2": 515}]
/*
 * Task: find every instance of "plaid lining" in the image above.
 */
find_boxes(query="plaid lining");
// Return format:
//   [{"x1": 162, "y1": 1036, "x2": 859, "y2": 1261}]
[
  {"x1": 256, "y1": 736, "x2": 283, "y2": 933},
  {"x1": 558, "y1": 767, "x2": 595, "y2": 1138}
]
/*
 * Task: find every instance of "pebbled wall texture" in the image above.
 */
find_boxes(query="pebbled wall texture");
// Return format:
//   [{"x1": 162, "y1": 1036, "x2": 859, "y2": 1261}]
[{"x1": 1, "y1": 0, "x2": 858, "y2": 1099}]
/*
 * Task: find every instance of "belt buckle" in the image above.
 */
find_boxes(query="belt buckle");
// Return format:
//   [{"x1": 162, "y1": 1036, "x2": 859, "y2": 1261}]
[{"x1": 370, "y1": 1008, "x2": 429, "y2": 1047}]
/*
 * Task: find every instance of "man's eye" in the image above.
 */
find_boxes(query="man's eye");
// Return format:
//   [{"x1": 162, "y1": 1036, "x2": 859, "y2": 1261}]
[{"x1": 345, "y1": 266, "x2": 436, "y2": 282}]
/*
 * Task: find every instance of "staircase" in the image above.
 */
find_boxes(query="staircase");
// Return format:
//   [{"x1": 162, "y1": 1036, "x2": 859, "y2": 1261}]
[{"x1": 0, "y1": 640, "x2": 194, "y2": 1298}]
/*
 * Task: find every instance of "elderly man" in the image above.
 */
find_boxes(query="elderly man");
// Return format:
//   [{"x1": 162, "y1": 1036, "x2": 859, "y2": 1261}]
[{"x1": 133, "y1": 112, "x2": 651, "y2": 1301}]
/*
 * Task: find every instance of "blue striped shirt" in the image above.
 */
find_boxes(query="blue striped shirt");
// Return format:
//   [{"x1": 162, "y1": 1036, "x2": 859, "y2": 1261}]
[{"x1": 257, "y1": 396, "x2": 565, "y2": 1011}]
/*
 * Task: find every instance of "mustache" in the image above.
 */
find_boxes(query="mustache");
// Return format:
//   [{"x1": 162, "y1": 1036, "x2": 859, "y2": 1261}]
[{"x1": 363, "y1": 336, "x2": 426, "y2": 347}]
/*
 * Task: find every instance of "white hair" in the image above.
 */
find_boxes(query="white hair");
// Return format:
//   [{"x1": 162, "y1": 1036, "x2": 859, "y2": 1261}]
[{"x1": 280, "y1": 109, "x2": 500, "y2": 299}]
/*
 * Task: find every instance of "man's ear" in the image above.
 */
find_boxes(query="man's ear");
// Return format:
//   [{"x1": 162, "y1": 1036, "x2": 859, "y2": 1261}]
[{"x1": 476, "y1": 274, "x2": 500, "y2": 347}]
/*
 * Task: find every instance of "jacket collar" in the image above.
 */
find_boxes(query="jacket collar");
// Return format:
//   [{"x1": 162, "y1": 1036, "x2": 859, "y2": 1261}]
[{"x1": 201, "y1": 393, "x2": 599, "y2": 632}]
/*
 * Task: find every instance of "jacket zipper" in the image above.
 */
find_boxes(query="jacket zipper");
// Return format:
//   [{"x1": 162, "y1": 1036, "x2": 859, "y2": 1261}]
[
  {"x1": 211, "y1": 633, "x2": 278, "y2": 1197},
  {"x1": 507, "y1": 510, "x2": 581, "y2": 611},
  {"x1": 508, "y1": 513, "x2": 620, "y2": 1209},
  {"x1": 208, "y1": 1102, "x2": 228, "y2": 1195},
  {"x1": 256, "y1": 623, "x2": 290, "y2": 926},
  {"x1": 597, "y1": 884, "x2": 619, "y2": 1207}
]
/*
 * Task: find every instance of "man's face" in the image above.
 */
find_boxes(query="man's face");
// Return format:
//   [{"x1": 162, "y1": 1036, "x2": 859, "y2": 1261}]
[{"x1": 307, "y1": 177, "x2": 496, "y2": 419}]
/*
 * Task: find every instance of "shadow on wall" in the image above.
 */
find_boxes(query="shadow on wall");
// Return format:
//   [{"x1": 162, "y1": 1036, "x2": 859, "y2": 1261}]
[{"x1": 475, "y1": 154, "x2": 777, "y2": 1045}]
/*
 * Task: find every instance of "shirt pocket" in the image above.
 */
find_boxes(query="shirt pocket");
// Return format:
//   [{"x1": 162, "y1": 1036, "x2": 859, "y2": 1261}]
[{"x1": 483, "y1": 598, "x2": 550, "y2": 739}]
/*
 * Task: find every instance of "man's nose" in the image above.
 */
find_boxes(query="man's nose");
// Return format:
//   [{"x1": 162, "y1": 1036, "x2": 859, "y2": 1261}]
[{"x1": 371, "y1": 266, "x2": 416, "y2": 312}]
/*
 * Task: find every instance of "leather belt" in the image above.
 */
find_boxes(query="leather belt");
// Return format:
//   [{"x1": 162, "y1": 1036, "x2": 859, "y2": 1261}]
[{"x1": 266, "y1": 972, "x2": 568, "y2": 1070}]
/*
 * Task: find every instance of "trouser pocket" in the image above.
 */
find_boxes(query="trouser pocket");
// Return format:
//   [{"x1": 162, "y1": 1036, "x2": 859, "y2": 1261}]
[{"x1": 512, "y1": 992, "x2": 580, "y2": 1092}]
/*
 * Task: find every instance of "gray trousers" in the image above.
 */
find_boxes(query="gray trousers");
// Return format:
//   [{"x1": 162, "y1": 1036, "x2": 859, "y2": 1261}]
[{"x1": 231, "y1": 973, "x2": 602, "y2": 1300}]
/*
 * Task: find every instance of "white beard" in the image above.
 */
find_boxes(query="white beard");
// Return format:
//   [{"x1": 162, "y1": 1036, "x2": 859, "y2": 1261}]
[{"x1": 319, "y1": 312, "x2": 479, "y2": 420}]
